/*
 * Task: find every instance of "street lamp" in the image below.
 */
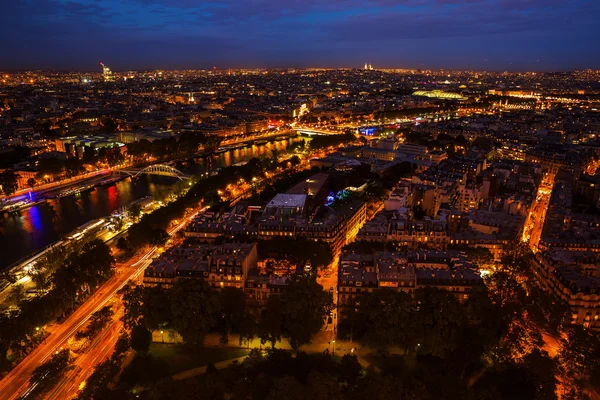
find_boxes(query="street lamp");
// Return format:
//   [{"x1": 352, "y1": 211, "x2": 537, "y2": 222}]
[
  {"x1": 160, "y1": 330, "x2": 164, "y2": 343},
  {"x1": 332, "y1": 340, "x2": 335, "y2": 355}
]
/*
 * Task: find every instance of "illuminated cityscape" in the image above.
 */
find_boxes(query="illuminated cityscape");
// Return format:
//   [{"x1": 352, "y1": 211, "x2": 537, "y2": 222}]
[{"x1": 1, "y1": 1, "x2": 600, "y2": 399}]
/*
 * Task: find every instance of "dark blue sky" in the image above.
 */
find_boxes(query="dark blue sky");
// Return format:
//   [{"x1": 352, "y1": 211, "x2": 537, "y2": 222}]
[{"x1": 2, "y1": 0, "x2": 599, "y2": 71}]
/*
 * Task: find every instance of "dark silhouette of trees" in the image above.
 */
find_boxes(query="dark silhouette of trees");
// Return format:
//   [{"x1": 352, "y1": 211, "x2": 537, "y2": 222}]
[
  {"x1": 130, "y1": 325, "x2": 152, "y2": 354},
  {"x1": 169, "y1": 279, "x2": 220, "y2": 348},
  {"x1": 280, "y1": 276, "x2": 332, "y2": 352},
  {"x1": 0, "y1": 170, "x2": 18, "y2": 195},
  {"x1": 259, "y1": 295, "x2": 284, "y2": 349}
]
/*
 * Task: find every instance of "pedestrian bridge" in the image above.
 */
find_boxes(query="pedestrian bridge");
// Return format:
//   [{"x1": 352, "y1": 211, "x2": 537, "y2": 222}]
[{"x1": 120, "y1": 164, "x2": 190, "y2": 180}]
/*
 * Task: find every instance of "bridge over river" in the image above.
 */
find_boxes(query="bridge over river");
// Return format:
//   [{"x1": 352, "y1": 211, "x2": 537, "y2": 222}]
[{"x1": 119, "y1": 164, "x2": 191, "y2": 180}]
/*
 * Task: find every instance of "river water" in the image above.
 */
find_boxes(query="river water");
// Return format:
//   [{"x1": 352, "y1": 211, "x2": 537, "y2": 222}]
[{"x1": 0, "y1": 135, "x2": 301, "y2": 270}]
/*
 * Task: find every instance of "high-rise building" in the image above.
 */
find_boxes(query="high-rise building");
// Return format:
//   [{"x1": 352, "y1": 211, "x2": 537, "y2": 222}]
[{"x1": 100, "y1": 62, "x2": 114, "y2": 82}]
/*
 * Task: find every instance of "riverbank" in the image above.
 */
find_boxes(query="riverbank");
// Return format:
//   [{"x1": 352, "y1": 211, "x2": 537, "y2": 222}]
[{"x1": 0, "y1": 195, "x2": 157, "y2": 308}]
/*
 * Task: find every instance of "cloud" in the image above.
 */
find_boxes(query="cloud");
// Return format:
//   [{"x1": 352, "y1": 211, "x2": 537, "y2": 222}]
[{"x1": 0, "y1": 0, "x2": 599, "y2": 70}]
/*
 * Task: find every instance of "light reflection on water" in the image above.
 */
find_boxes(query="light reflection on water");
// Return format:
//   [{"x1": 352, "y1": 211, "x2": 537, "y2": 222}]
[{"x1": 0, "y1": 137, "x2": 299, "y2": 270}]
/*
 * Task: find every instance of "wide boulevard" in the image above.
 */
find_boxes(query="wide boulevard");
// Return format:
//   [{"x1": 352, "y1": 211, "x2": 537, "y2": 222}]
[{"x1": 0, "y1": 211, "x2": 198, "y2": 400}]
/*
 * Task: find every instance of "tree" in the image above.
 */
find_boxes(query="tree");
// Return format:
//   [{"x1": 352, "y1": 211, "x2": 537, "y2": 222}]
[
  {"x1": 218, "y1": 287, "x2": 246, "y2": 344},
  {"x1": 306, "y1": 371, "x2": 344, "y2": 400},
  {"x1": 148, "y1": 228, "x2": 169, "y2": 246},
  {"x1": 101, "y1": 118, "x2": 118, "y2": 132},
  {"x1": 413, "y1": 287, "x2": 465, "y2": 358},
  {"x1": 8, "y1": 283, "x2": 25, "y2": 305},
  {"x1": 120, "y1": 284, "x2": 146, "y2": 330},
  {"x1": 0, "y1": 170, "x2": 18, "y2": 196},
  {"x1": 29, "y1": 262, "x2": 51, "y2": 292},
  {"x1": 169, "y1": 279, "x2": 220, "y2": 348},
  {"x1": 257, "y1": 237, "x2": 333, "y2": 270},
  {"x1": 30, "y1": 348, "x2": 71, "y2": 386},
  {"x1": 64, "y1": 239, "x2": 114, "y2": 294},
  {"x1": 129, "y1": 203, "x2": 142, "y2": 220},
  {"x1": 363, "y1": 180, "x2": 388, "y2": 202},
  {"x1": 36, "y1": 158, "x2": 64, "y2": 180},
  {"x1": 116, "y1": 237, "x2": 130, "y2": 252},
  {"x1": 239, "y1": 312, "x2": 258, "y2": 348},
  {"x1": 141, "y1": 285, "x2": 172, "y2": 330},
  {"x1": 355, "y1": 289, "x2": 415, "y2": 353},
  {"x1": 78, "y1": 306, "x2": 114, "y2": 339},
  {"x1": 130, "y1": 325, "x2": 152, "y2": 354},
  {"x1": 338, "y1": 354, "x2": 362, "y2": 384},
  {"x1": 27, "y1": 177, "x2": 36, "y2": 190},
  {"x1": 558, "y1": 326, "x2": 600, "y2": 394},
  {"x1": 266, "y1": 375, "x2": 306, "y2": 400},
  {"x1": 290, "y1": 155, "x2": 301, "y2": 166},
  {"x1": 259, "y1": 295, "x2": 284, "y2": 349},
  {"x1": 279, "y1": 276, "x2": 332, "y2": 351},
  {"x1": 522, "y1": 349, "x2": 558, "y2": 400}
]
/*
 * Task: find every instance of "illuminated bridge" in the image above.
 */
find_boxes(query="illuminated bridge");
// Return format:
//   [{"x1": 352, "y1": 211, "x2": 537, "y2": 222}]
[
  {"x1": 120, "y1": 164, "x2": 190, "y2": 180},
  {"x1": 294, "y1": 128, "x2": 342, "y2": 136}
]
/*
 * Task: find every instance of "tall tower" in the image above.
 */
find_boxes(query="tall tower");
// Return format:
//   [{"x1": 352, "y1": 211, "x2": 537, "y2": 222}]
[{"x1": 100, "y1": 62, "x2": 114, "y2": 82}]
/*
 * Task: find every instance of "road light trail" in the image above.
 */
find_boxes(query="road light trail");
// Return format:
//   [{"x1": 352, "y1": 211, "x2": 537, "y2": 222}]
[{"x1": 0, "y1": 207, "x2": 204, "y2": 400}]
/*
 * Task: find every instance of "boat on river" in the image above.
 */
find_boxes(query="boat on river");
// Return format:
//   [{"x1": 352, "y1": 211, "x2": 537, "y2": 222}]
[{"x1": 1, "y1": 198, "x2": 47, "y2": 213}]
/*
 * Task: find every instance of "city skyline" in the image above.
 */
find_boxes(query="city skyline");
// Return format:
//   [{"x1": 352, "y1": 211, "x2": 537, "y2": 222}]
[{"x1": 2, "y1": 0, "x2": 600, "y2": 71}]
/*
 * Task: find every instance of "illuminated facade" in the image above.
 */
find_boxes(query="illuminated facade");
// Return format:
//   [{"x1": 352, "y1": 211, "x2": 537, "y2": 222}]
[
  {"x1": 412, "y1": 90, "x2": 466, "y2": 100},
  {"x1": 100, "y1": 62, "x2": 114, "y2": 82}
]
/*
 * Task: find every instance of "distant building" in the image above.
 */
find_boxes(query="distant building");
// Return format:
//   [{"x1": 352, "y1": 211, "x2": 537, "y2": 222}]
[{"x1": 101, "y1": 62, "x2": 114, "y2": 82}]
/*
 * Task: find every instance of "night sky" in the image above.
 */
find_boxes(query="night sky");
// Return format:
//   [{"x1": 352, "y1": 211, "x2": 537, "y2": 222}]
[{"x1": 2, "y1": 0, "x2": 599, "y2": 71}]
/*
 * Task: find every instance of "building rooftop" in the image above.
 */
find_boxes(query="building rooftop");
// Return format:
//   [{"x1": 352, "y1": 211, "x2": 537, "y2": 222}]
[{"x1": 265, "y1": 193, "x2": 307, "y2": 209}]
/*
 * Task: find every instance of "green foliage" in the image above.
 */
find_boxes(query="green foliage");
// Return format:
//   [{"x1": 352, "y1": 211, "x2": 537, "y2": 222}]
[
  {"x1": 259, "y1": 295, "x2": 284, "y2": 349},
  {"x1": 448, "y1": 245, "x2": 494, "y2": 268},
  {"x1": 558, "y1": 326, "x2": 600, "y2": 394},
  {"x1": 7, "y1": 283, "x2": 25, "y2": 305},
  {"x1": 30, "y1": 348, "x2": 71, "y2": 388},
  {"x1": 76, "y1": 332, "x2": 129, "y2": 400},
  {"x1": 308, "y1": 133, "x2": 355, "y2": 150},
  {"x1": 129, "y1": 203, "x2": 142, "y2": 220},
  {"x1": 218, "y1": 288, "x2": 247, "y2": 343},
  {"x1": 116, "y1": 236, "x2": 130, "y2": 252},
  {"x1": 76, "y1": 306, "x2": 114, "y2": 339},
  {"x1": 355, "y1": 288, "x2": 416, "y2": 353},
  {"x1": 0, "y1": 146, "x2": 30, "y2": 169},
  {"x1": 1, "y1": 240, "x2": 114, "y2": 371},
  {"x1": 148, "y1": 228, "x2": 169, "y2": 246},
  {"x1": 279, "y1": 275, "x2": 332, "y2": 351},
  {"x1": 0, "y1": 170, "x2": 18, "y2": 196},
  {"x1": 130, "y1": 325, "x2": 153, "y2": 354},
  {"x1": 169, "y1": 279, "x2": 221, "y2": 348}
]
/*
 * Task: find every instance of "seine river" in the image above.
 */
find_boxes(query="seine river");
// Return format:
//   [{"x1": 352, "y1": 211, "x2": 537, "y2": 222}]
[{"x1": 0, "y1": 136, "x2": 299, "y2": 270}]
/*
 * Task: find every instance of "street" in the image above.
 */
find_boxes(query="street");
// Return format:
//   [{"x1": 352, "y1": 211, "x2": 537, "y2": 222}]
[
  {"x1": 521, "y1": 177, "x2": 554, "y2": 251},
  {"x1": 0, "y1": 250, "x2": 155, "y2": 400},
  {"x1": 0, "y1": 206, "x2": 201, "y2": 400}
]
